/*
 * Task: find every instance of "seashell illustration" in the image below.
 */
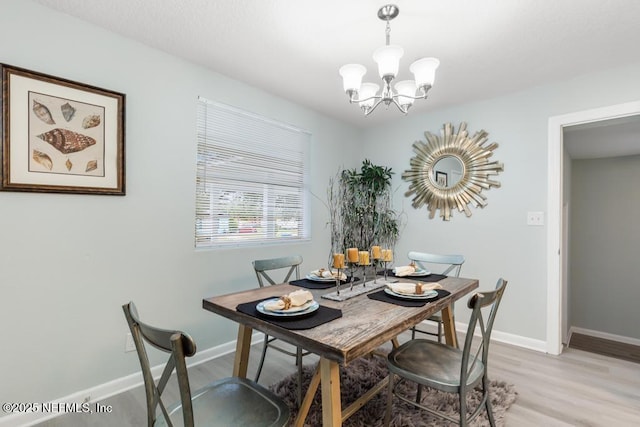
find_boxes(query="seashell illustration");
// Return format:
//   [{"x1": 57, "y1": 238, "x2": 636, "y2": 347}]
[
  {"x1": 33, "y1": 150, "x2": 53, "y2": 170},
  {"x1": 36, "y1": 128, "x2": 96, "y2": 154},
  {"x1": 61, "y1": 102, "x2": 76, "y2": 122},
  {"x1": 82, "y1": 114, "x2": 101, "y2": 129},
  {"x1": 33, "y1": 100, "x2": 56, "y2": 124},
  {"x1": 85, "y1": 160, "x2": 98, "y2": 172},
  {"x1": 65, "y1": 158, "x2": 73, "y2": 171}
]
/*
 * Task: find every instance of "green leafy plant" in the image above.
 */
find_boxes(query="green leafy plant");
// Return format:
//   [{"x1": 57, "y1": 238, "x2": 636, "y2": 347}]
[{"x1": 328, "y1": 160, "x2": 400, "y2": 256}]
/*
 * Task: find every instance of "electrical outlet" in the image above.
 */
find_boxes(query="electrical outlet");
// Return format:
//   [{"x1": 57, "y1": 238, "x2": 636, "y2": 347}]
[
  {"x1": 527, "y1": 211, "x2": 544, "y2": 226},
  {"x1": 125, "y1": 333, "x2": 136, "y2": 352}
]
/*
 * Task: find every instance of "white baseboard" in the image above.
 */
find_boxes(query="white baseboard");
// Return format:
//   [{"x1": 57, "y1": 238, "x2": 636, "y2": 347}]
[
  {"x1": 568, "y1": 326, "x2": 640, "y2": 347},
  {"x1": 410, "y1": 319, "x2": 547, "y2": 353},
  {"x1": 2, "y1": 326, "x2": 545, "y2": 427},
  {"x1": 487, "y1": 327, "x2": 547, "y2": 352}
]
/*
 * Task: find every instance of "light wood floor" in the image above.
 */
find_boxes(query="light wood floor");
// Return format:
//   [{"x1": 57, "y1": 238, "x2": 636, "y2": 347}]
[{"x1": 36, "y1": 332, "x2": 640, "y2": 426}]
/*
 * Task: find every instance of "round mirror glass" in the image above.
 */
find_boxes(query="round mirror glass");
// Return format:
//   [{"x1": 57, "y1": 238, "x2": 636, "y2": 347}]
[
  {"x1": 431, "y1": 155, "x2": 464, "y2": 188},
  {"x1": 402, "y1": 122, "x2": 504, "y2": 220}
]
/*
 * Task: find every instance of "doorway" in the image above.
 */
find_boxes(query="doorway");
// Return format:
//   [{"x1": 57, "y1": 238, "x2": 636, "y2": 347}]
[{"x1": 547, "y1": 101, "x2": 640, "y2": 355}]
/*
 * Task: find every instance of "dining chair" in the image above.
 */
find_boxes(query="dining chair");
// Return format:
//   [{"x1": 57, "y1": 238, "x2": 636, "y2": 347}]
[
  {"x1": 252, "y1": 255, "x2": 309, "y2": 405},
  {"x1": 407, "y1": 251, "x2": 465, "y2": 342},
  {"x1": 384, "y1": 278, "x2": 508, "y2": 427},
  {"x1": 122, "y1": 301, "x2": 290, "y2": 427}
]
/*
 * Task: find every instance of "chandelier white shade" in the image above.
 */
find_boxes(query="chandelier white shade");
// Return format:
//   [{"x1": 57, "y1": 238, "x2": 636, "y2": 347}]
[
  {"x1": 339, "y1": 4, "x2": 440, "y2": 116},
  {"x1": 372, "y1": 45, "x2": 404, "y2": 78},
  {"x1": 339, "y1": 64, "x2": 366, "y2": 92}
]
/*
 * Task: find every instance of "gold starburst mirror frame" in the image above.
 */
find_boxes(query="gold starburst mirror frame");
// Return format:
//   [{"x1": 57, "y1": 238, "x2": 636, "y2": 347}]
[{"x1": 402, "y1": 122, "x2": 504, "y2": 221}]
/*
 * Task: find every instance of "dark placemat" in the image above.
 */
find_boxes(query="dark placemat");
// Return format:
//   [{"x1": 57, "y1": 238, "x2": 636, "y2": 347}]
[
  {"x1": 377, "y1": 271, "x2": 448, "y2": 282},
  {"x1": 290, "y1": 277, "x2": 360, "y2": 290},
  {"x1": 367, "y1": 288, "x2": 451, "y2": 307},
  {"x1": 236, "y1": 297, "x2": 342, "y2": 330}
]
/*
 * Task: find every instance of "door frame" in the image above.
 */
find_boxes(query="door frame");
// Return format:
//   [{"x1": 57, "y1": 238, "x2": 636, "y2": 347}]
[{"x1": 546, "y1": 100, "x2": 640, "y2": 355}]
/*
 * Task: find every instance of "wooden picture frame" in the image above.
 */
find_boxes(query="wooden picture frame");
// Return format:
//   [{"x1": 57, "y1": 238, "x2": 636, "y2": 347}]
[{"x1": 1, "y1": 64, "x2": 125, "y2": 195}]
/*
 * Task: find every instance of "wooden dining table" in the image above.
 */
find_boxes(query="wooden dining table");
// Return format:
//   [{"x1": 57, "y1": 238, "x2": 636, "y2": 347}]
[{"x1": 202, "y1": 276, "x2": 478, "y2": 426}]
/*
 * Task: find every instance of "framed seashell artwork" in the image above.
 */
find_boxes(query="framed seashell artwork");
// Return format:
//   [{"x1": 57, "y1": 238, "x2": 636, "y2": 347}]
[{"x1": 0, "y1": 64, "x2": 125, "y2": 195}]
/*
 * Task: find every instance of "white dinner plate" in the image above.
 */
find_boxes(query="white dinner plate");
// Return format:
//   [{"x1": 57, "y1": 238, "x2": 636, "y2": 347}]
[
  {"x1": 409, "y1": 268, "x2": 431, "y2": 277},
  {"x1": 305, "y1": 274, "x2": 334, "y2": 282},
  {"x1": 306, "y1": 272, "x2": 346, "y2": 282},
  {"x1": 384, "y1": 287, "x2": 438, "y2": 300},
  {"x1": 256, "y1": 298, "x2": 320, "y2": 317}
]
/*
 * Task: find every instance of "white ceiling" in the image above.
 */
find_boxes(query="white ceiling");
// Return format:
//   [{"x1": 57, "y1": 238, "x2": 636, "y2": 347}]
[{"x1": 33, "y1": 0, "x2": 640, "y2": 129}]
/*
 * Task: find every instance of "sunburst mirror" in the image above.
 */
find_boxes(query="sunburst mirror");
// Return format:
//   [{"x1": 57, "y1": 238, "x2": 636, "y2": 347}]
[{"x1": 402, "y1": 122, "x2": 504, "y2": 221}]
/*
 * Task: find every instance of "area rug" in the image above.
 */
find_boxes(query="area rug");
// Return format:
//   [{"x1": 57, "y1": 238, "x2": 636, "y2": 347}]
[{"x1": 269, "y1": 355, "x2": 517, "y2": 426}]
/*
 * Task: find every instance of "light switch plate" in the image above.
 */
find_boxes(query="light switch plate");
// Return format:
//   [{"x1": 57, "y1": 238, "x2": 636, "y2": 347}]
[{"x1": 527, "y1": 211, "x2": 544, "y2": 226}]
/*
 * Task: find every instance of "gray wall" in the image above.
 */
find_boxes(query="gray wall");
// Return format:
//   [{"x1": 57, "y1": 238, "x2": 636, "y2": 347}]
[
  {"x1": 569, "y1": 155, "x2": 640, "y2": 339},
  {"x1": 361, "y1": 63, "x2": 640, "y2": 340},
  {"x1": 0, "y1": 0, "x2": 362, "y2": 408},
  {"x1": 2, "y1": 0, "x2": 640, "y2": 416}
]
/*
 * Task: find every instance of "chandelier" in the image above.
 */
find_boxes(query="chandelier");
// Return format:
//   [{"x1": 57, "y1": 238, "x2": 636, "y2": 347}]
[{"x1": 339, "y1": 4, "x2": 440, "y2": 116}]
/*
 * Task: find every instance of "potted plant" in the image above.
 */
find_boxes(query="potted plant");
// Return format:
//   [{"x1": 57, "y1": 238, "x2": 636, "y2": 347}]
[{"x1": 327, "y1": 160, "x2": 401, "y2": 259}]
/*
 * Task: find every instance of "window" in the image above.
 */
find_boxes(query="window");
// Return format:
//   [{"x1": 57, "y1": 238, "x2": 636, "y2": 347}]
[{"x1": 195, "y1": 98, "x2": 310, "y2": 248}]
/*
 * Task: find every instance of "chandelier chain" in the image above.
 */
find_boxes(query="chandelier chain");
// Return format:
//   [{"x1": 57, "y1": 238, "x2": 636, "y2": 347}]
[{"x1": 385, "y1": 21, "x2": 391, "y2": 46}]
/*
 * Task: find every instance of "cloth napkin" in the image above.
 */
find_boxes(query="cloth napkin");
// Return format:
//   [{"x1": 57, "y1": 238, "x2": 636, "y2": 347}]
[
  {"x1": 310, "y1": 268, "x2": 347, "y2": 280},
  {"x1": 263, "y1": 289, "x2": 313, "y2": 311},
  {"x1": 392, "y1": 265, "x2": 416, "y2": 277},
  {"x1": 388, "y1": 281, "x2": 442, "y2": 295}
]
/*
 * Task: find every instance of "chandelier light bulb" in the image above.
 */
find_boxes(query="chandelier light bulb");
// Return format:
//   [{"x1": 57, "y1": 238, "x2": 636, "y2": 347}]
[
  {"x1": 339, "y1": 64, "x2": 366, "y2": 92},
  {"x1": 394, "y1": 80, "x2": 417, "y2": 109},
  {"x1": 410, "y1": 57, "x2": 440, "y2": 90},
  {"x1": 372, "y1": 45, "x2": 404, "y2": 79},
  {"x1": 358, "y1": 83, "x2": 380, "y2": 110}
]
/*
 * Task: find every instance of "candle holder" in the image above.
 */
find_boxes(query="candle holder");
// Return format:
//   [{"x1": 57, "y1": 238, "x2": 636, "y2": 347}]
[
  {"x1": 381, "y1": 249, "x2": 393, "y2": 283},
  {"x1": 346, "y1": 248, "x2": 359, "y2": 291},
  {"x1": 383, "y1": 260, "x2": 389, "y2": 282},
  {"x1": 372, "y1": 259, "x2": 378, "y2": 284},
  {"x1": 361, "y1": 264, "x2": 367, "y2": 287},
  {"x1": 332, "y1": 253, "x2": 346, "y2": 296},
  {"x1": 334, "y1": 267, "x2": 342, "y2": 296},
  {"x1": 371, "y1": 246, "x2": 381, "y2": 285},
  {"x1": 357, "y1": 250, "x2": 371, "y2": 287},
  {"x1": 346, "y1": 261, "x2": 355, "y2": 292}
]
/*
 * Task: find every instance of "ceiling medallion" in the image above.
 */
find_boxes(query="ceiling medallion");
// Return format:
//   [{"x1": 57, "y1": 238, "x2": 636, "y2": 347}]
[{"x1": 402, "y1": 122, "x2": 504, "y2": 220}]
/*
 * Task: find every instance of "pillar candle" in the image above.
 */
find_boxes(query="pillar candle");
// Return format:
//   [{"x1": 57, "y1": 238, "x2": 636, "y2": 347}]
[
  {"x1": 332, "y1": 253, "x2": 345, "y2": 269},
  {"x1": 347, "y1": 247, "x2": 359, "y2": 263},
  {"x1": 371, "y1": 246, "x2": 381, "y2": 259},
  {"x1": 381, "y1": 249, "x2": 393, "y2": 262},
  {"x1": 358, "y1": 250, "x2": 370, "y2": 265}
]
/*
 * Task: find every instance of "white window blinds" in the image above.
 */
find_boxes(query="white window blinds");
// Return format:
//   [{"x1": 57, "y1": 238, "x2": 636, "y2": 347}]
[{"x1": 195, "y1": 98, "x2": 310, "y2": 248}]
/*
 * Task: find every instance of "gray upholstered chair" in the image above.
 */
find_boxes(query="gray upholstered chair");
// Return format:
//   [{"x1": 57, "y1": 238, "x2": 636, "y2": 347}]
[
  {"x1": 407, "y1": 251, "x2": 465, "y2": 342},
  {"x1": 123, "y1": 302, "x2": 290, "y2": 427},
  {"x1": 384, "y1": 278, "x2": 508, "y2": 427},
  {"x1": 252, "y1": 255, "x2": 309, "y2": 405}
]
